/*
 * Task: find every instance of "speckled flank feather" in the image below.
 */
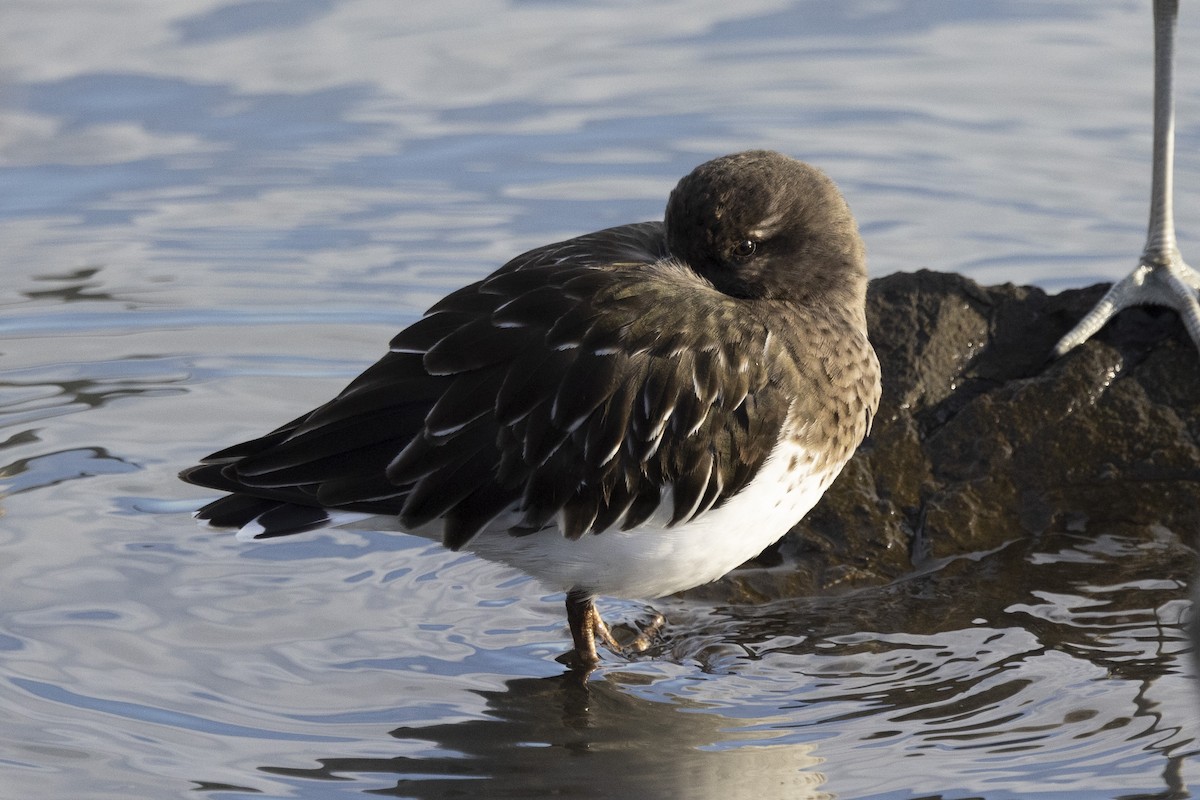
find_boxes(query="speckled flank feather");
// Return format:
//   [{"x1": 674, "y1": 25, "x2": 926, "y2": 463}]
[
  {"x1": 464, "y1": 433, "x2": 845, "y2": 599},
  {"x1": 186, "y1": 225, "x2": 774, "y2": 541}
]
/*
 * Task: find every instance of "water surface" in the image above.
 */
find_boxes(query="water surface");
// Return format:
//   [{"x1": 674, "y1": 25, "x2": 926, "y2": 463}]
[{"x1": 1, "y1": 1, "x2": 1198, "y2": 797}]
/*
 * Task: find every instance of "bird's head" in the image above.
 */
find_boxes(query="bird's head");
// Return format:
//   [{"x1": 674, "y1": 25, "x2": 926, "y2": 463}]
[{"x1": 664, "y1": 150, "x2": 867, "y2": 306}]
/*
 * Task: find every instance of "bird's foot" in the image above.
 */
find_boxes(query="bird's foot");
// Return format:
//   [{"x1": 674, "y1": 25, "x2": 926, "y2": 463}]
[
  {"x1": 562, "y1": 592, "x2": 667, "y2": 671},
  {"x1": 561, "y1": 610, "x2": 666, "y2": 670},
  {"x1": 607, "y1": 610, "x2": 666, "y2": 655},
  {"x1": 1053, "y1": 259, "x2": 1200, "y2": 357},
  {"x1": 591, "y1": 609, "x2": 623, "y2": 653},
  {"x1": 563, "y1": 591, "x2": 616, "y2": 670}
]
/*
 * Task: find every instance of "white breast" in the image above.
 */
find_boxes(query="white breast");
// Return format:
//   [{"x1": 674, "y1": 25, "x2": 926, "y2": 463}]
[{"x1": 462, "y1": 436, "x2": 843, "y2": 599}]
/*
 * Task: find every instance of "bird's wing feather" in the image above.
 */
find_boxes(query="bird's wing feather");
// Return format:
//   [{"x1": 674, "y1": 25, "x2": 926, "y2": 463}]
[{"x1": 183, "y1": 220, "x2": 798, "y2": 548}]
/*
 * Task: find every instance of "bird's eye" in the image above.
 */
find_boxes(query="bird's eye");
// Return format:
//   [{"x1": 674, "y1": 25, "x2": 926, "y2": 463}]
[{"x1": 731, "y1": 239, "x2": 758, "y2": 260}]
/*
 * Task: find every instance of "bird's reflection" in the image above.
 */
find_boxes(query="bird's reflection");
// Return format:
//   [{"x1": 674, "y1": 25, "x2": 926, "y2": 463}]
[
  {"x1": 22, "y1": 267, "x2": 115, "y2": 303},
  {"x1": 259, "y1": 671, "x2": 829, "y2": 799}
]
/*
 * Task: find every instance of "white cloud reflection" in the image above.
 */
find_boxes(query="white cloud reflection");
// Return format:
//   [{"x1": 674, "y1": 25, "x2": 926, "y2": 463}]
[{"x1": 2, "y1": 0, "x2": 1198, "y2": 299}]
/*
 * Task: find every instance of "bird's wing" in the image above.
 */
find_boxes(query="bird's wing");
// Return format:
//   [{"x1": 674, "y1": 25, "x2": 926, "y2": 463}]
[{"x1": 182, "y1": 221, "x2": 797, "y2": 548}]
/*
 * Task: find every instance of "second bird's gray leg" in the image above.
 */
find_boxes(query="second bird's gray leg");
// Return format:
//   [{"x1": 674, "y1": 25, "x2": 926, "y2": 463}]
[{"x1": 1054, "y1": 0, "x2": 1200, "y2": 357}]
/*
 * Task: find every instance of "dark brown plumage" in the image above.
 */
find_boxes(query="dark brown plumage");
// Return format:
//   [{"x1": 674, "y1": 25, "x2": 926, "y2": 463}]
[{"x1": 181, "y1": 150, "x2": 881, "y2": 668}]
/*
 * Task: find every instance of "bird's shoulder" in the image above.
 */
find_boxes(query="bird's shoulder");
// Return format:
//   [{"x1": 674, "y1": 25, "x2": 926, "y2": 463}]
[
  {"x1": 381, "y1": 224, "x2": 805, "y2": 545},
  {"x1": 186, "y1": 220, "x2": 861, "y2": 549}
]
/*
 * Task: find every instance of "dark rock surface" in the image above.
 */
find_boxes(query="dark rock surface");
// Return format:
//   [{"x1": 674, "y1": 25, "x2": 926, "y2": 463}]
[{"x1": 690, "y1": 270, "x2": 1200, "y2": 602}]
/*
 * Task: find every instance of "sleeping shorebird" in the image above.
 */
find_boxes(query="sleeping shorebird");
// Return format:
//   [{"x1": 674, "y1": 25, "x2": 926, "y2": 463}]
[{"x1": 181, "y1": 150, "x2": 881, "y2": 669}]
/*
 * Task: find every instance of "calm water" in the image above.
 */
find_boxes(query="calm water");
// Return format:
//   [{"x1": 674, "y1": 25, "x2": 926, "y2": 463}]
[{"x1": 2, "y1": 1, "x2": 1198, "y2": 797}]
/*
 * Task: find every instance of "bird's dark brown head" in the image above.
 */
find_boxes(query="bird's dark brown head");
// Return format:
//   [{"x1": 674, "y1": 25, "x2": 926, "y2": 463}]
[{"x1": 664, "y1": 150, "x2": 867, "y2": 306}]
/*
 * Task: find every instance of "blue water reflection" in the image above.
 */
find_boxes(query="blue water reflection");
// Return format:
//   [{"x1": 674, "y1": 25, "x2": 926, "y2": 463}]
[
  {"x1": 176, "y1": 0, "x2": 338, "y2": 44},
  {"x1": 1, "y1": 1, "x2": 1198, "y2": 798}
]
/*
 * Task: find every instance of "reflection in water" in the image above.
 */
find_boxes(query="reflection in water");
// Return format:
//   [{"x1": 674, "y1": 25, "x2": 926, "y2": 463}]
[
  {"x1": 23, "y1": 268, "x2": 113, "y2": 303},
  {"x1": 0, "y1": 354, "x2": 192, "y2": 497},
  {"x1": 0, "y1": 446, "x2": 139, "y2": 496},
  {"x1": 0, "y1": 358, "x2": 189, "y2": 419},
  {"x1": 164, "y1": 530, "x2": 1195, "y2": 799},
  {"x1": 259, "y1": 672, "x2": 828, "y2": 800},
  {"x1": 696, "y1": 531, "x2": 1197, "y2": 796}
]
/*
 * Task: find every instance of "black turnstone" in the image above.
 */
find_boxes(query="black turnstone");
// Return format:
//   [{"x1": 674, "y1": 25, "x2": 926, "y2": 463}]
[{"x1": 181, "y1": 150, "x2": 881, "y2": 668}]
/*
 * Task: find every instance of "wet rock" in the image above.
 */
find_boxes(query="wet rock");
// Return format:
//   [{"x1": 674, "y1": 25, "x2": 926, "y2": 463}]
[{"x1": 690, "y1": 270, "x2": 1200, "y2": 603}]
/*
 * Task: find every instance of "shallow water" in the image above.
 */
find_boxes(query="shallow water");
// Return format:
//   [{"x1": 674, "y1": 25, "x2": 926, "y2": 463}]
[{"x1": 2, "y1": 1, "x2": 1199, "y2": 797}]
